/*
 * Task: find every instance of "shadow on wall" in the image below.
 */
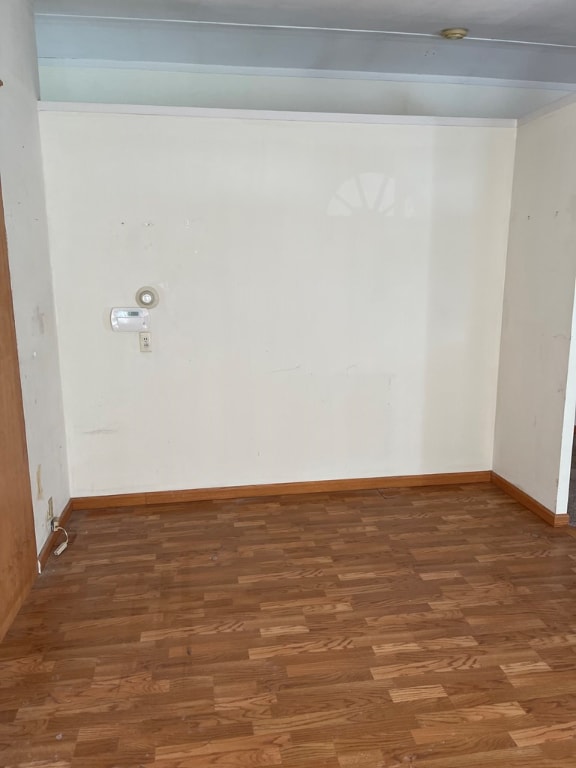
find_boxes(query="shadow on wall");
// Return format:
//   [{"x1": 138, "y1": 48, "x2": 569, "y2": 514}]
[
  {"x1": 421, "y1": 130, "x2": 505, "y2": 474},
  {"x1": 317, "y1": 131, "x2": 506, "y2": 478},
  {"x1": 325, "y1": 135, "x2": 507, "y2": 478}
]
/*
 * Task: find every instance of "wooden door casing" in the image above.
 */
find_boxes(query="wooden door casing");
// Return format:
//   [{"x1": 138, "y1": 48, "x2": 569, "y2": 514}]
[{"x1": 0, "y1": 180, "x2": 37, "y2": 641}]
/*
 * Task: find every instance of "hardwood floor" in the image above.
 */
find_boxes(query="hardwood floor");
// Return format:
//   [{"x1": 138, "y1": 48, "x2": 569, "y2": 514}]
[{"x1": 2, "y1": 483, "x2": 576, "y2": 767}]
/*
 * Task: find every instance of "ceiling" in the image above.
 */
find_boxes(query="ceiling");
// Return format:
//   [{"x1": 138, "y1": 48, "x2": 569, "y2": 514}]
[
  {"x1": 33, "y1": 0, "x2": 576, "y2": 118},
  {"x1": 33, "y1": 0, "x2": 576, "y2": 46}
]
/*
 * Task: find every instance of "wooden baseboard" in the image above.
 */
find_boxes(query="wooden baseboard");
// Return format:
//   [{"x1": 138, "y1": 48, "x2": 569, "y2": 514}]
[
  {"x1": 491, "y1": 472, "x2": 569, "y2": 527},
  {"x1": 37, "y1": 499, "x2": 73, "y2": 572},
  {"x1": 48, "y1": 472, "x2": 574, "y2": 533},
  {"x1": 72, "y1": 493, "x2": 146, "y2": 510},
  {"x1": 71, "y1": 471, "x2": 492, "y2": 511}
]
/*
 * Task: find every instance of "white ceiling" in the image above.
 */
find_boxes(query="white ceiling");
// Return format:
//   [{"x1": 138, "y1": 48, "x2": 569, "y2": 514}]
[
  {"x1": 35, "y1": 0, "x2": 576, "y2": 46},
  {"x1": 33, "y1": 0, "x2": 576, "y2": 118}
]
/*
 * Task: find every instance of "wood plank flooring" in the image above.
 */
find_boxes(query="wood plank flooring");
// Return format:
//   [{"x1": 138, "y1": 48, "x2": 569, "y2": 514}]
[{"x1": 2, "y1": 483, "x2": 576, "y2": 767}]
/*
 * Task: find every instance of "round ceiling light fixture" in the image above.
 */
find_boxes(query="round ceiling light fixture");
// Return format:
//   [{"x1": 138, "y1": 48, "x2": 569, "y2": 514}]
[
  {"x1": 135, "y1": 286, "x2": 159, "y2": 308},
  {"x1": 440, "y1": 27, "x2": 469, "y2": 40}
]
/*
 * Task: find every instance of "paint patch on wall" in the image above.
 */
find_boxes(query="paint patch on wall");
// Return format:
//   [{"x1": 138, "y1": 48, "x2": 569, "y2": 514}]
[{"x1": 36, "y1": 464, "x2": 44, "y2": 500}]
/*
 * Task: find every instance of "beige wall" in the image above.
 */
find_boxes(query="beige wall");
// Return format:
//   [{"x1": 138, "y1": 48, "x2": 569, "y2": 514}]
[
  {"x1": 494, "y1": 101, "x2": 576, "y2": 514},
  {"x1": 41, "y1": 109, "x2": 514, "y2": 496}
]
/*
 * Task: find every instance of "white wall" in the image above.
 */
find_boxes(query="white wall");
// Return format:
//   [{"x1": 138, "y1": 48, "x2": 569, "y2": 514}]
[
  {"x1": 40, "y1": 109, "x2": 515, "y2": 497},
  {"x1": 494, "y1": 100, "x2": 576, "y2": 514},
  {"x1": 0, "y1": 1, "x2": 69, "y2": 551}
]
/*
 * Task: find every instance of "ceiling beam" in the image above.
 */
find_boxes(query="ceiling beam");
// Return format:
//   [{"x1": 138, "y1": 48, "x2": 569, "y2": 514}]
[{"x1": 35, "y1": 15, "x2": 576, "y2": 85}]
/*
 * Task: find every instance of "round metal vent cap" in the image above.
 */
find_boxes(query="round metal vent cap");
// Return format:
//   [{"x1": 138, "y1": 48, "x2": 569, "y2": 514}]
[{"x1": 135, "y1": 286, "x2": 159, "y2": 308}]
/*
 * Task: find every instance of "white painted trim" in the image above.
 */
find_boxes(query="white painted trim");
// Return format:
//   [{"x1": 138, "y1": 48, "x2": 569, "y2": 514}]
[
  {"x1": 556, "y1": 277, "x2": 576, "y2": 515},
  {"x1": 37, "y1": 58, "x2": 576, "y2": 92},
  {"x1": 37, "y1": 101, "x2": 516, "y2": 128},
  {"x1": 519, "y1": 91, "x2": 576, "y2": 125}
]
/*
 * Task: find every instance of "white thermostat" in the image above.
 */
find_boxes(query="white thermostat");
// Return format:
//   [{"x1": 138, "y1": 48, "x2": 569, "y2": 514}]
[{"x1": 110, "y1": 308, "x2": 150, "y2": 332}]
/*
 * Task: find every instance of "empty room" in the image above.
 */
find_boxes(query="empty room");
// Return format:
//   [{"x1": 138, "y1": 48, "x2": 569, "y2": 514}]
[{"x1": 2, "y1": 0, "x2": 576, "y2": 766}]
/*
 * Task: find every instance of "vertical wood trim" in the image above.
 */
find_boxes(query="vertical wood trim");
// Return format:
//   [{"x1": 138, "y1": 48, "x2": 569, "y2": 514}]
[{"x1": 0, "y1": 181, "x2": 37, "y2": 642}]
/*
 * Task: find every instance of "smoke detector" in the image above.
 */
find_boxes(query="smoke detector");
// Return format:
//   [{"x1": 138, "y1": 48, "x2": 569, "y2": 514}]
[{"x1": 440, "y1": 27, "x2": 469, "y2": 40}]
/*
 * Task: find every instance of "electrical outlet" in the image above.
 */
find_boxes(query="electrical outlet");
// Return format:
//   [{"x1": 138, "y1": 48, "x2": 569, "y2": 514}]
[
  {"x1": 46, "y1": 497, "x2": 54, "y2": 524},
  {"x1": 139, "y1": 332, "x2": 152, "y2": 352},
  {"x1": 51, "y1": 516, "x2": 60, "y2": 532}
]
